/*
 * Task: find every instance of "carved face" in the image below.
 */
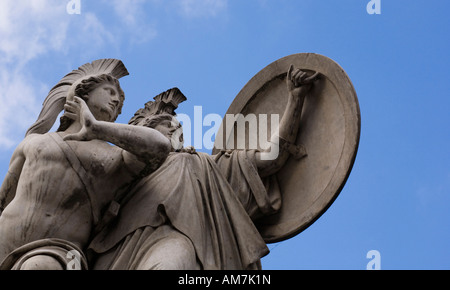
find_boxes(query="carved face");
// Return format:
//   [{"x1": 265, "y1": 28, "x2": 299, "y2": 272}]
[
  {"x1": 153, "y1": 118, "x2": 184, "y2": 151},
  {"x1": 85, "y1": 83, "x2": 122, "y2": 122}
]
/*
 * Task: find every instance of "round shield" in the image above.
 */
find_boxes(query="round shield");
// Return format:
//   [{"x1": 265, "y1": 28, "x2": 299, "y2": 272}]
[{"x1": 212, "y1": 53, "x2": 360, "y2": 243}]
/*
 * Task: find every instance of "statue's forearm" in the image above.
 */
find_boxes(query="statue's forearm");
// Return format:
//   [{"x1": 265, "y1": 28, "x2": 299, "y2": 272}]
[
  {"x1": 92, "y1": 121, "x2": 171, "y2": 163},
  {"x1": 275, "y1": 93, "x2": 305, "y2": 143},
  {"x1": 256, "y1": 93, "x2": 306, "y2": 177}
]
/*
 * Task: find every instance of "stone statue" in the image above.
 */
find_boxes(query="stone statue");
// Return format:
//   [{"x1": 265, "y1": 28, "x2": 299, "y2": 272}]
[
  {"x1": 0, "y1": 60, "x2": 171, "y2": 269},
  {"x1": 0, "y1": 54, "x2": 360, "y2": 270},
  {"x1": 89, "y1": 66, "x2": 319, "y2": 270}
]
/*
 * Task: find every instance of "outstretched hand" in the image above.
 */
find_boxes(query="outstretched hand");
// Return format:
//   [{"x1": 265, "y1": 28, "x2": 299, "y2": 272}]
[
  {"x1": 287, "y1": 65, "x2": 320, "y2": 99},
  {"x1": 63, "y1": 96, "x2": 98, "y2": 142}
]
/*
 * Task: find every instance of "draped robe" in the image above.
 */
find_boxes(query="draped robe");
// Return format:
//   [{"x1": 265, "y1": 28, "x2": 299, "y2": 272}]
[{"x1": 88, "y1": 150, "x2": 281, "y2": 270}]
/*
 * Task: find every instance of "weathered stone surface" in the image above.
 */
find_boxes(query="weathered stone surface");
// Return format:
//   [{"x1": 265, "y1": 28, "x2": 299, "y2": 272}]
[
  {"x1": 213, "y1": 53, "x2": 361, "y2": 243},
  {"x1": 0, "y1": 54, "x2": 359, "y2": 269}
]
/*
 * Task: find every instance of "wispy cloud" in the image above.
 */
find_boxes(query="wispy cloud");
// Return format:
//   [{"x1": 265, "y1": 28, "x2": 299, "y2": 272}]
[
  {"x1": 416, "y1": 172, "x2": 450, "y2": 211},
  {"x1": 0, "y1": 0, "x2": 227, "y2": 150},
  {"x1": 0, "y1": 0, "x2": 69, "y2": 65},
  {"x1": 0, "y1": 0, "x2": 71, "y2": 148},
  {"x1": 0, "y1": 69, "x2": 44, "y2": 147},
  {"x1": 103, "y1": 0, "x2": 158, "y2": 44},
  {"x1": 0, "y1": 0, "x2": 122, "y2": 149},
  {"x1": 178, "y1": 0, "x2": 228, "y2": 18}
]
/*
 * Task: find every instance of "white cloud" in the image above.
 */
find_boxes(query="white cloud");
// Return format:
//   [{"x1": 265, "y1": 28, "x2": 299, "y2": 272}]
[
  {"x1": 0, "y1": 0, "x2": 119, "y2": 150},
  {"x1": 178, "y1": 0, "x2": 228, "y2": 18},
  {"x1": 416, "y1": 172, "x2": 450, "y2": 211},
  {"x1": 0, "y1": 0, "x2": 70, "y2": 149},
  {"x1": 103, "y1": 0, "x2": 158, "y2": 44},
  {"x1": 0, "y1": 0, "x2": 225, "y2": 150},
  {"x1": 0, "y1": 0, "x2": 69, "y2": 66},
  {"x1": 0, "y1": 69, "x2": 41, "y2": 148},
  {"x1": 110, "y1": 0, "x2": 146, "y2": 27},
  {"x1": 79, "y1": 12, "x2": 115, "y2": 50}
]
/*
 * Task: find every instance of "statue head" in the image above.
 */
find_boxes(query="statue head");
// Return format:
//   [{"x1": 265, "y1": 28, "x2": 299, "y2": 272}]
[
  {"x1": 26, "y1": 59, "x2": 129, "y2": 137},
  {"x1": 135, "y1": 113, "x2": 184, "y2": 151},
  {"x1": 128, "y1": 87, "x2": 187, "y2": 151},
  {"x1": 58, "y1": 74, "x2": 125, "y2": 131}
]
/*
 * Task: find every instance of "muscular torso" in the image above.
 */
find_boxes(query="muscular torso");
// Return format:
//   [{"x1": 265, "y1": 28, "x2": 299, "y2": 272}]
[{"x1": 0, "y1": 133, "x2": 140, "y2": 261}]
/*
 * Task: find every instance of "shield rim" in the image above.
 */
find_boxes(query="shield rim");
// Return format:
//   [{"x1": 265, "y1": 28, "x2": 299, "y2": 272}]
[{"x1": 213, "y1": 53, "x2": 361, "y2": 243}]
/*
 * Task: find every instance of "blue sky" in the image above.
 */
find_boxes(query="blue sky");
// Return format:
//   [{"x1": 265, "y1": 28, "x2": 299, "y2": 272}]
[{"x1": 0, "y1": 0, "x2": 449, "y2": 270}]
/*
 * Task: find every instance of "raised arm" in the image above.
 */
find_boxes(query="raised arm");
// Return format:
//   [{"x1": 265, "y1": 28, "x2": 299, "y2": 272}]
[
  {"x1": 255, "y1": 65, "x2": 319, "y2": 177},
  {"x1": 63, "y1": 96, "x2": 171, "y2": 165}
]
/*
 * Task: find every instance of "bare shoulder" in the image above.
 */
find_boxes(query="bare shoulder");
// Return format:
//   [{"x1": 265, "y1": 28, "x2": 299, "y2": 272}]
[
  {"x1": 10, "y1": 133, "x2": 42, "y2": 157},
  {"x1": 19, "y1": 133, "x2": 57, "y2": 152},
  {"x1": 20, "y1": 133, "x2": 50, "y2": 146}
]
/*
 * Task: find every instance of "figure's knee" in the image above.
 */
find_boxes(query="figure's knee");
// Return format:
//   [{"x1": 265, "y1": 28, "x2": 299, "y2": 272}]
[
  {"x1": 19, "y1": 255, "x2": 64, "y2": 270},
  {"x1": 164, "y1": 235, "x2": 199, "y2": 270},
  {"x1": 140, "y1": 234, "x2": 200, "y2": 270}
]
